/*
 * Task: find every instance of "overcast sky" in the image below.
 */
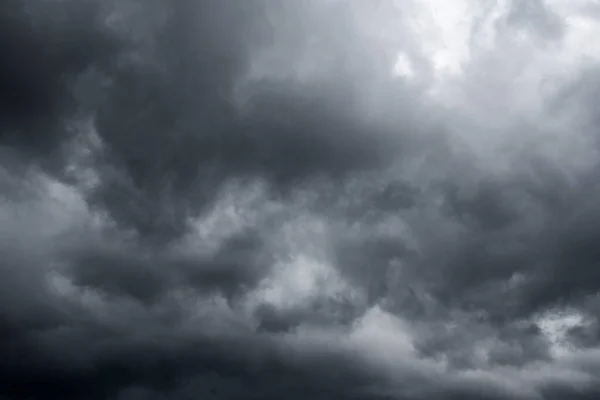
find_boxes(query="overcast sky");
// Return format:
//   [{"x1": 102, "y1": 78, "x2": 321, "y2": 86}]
[{"x1": 2, "y1": 0, "x2": 600, "y2": 399}]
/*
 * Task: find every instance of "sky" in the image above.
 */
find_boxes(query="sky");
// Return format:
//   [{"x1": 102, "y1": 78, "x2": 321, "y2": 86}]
[{"x1": 1, "y1": 0, "x2": 600, "y2": 399}]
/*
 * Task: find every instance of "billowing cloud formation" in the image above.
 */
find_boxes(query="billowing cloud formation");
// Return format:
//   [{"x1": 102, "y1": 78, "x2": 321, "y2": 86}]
[{"x1": 2, "y1": 0, "x2": 600, "y2": 399}]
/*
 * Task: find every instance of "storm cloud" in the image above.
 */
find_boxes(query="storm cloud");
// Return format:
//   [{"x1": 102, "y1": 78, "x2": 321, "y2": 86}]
[{"x1": 2, "y1": 0, "x2": 600, "y2": 399}]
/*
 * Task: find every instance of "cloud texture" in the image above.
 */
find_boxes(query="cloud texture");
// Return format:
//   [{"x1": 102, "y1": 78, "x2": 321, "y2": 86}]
[{"x1": 2, "y1": 0, "x2": 600, "y2": 399}]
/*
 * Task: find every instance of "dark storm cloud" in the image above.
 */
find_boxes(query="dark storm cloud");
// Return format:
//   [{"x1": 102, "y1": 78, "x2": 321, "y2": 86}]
[
  {"x1": 0, "y1": 322, "x2": 379, "y2": 400},
  {"x1": 335, "y1": 235, "x2": 417, "y2": 307},
  {"x1": 514, "y1": 187, "x2": 600, "y2": 314},
  {"x1": 0, "y1": 1, "x2": 419, "y2": 396},
  {"x1": 0, "y1": 0, "x2": 120, "y2": 160},
  {"x1": 63, "y1": 228, "x2": 270, "y2": 304},
  {"x1": 65, "y1": 0, "x2": 408, "y2": 242},
  {"x1": 90, "y1": 77, "x2": 404, "y2": 241},
  {"x1": 3, "y1": 0, "x2": 600, "y2": 399},
  {"x1": 435, "y1": 162, "x2": 600, "y2": 318},
  {"x1": 321, "y1": 156, "x2": 600, "y2": 363}
]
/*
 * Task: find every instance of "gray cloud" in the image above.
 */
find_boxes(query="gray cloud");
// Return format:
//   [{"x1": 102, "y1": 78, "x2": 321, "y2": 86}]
[
  {"x1": 506, "y1": 0, "x2": 565, "y2": 41},
  {"x1": 3, "y1": 0, "x2": 600, "y2": 399}
]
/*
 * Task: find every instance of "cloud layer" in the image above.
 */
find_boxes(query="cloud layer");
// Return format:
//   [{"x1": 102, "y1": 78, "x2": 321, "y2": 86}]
[{"x1": 2, "y1": 0, "x2": 600, "y2": 399}]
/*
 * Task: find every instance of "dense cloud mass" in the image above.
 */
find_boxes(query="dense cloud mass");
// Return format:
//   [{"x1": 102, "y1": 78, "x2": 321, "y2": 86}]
[{"x1": 2, "y1": 0, "x2": 600, "y2": 399}]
